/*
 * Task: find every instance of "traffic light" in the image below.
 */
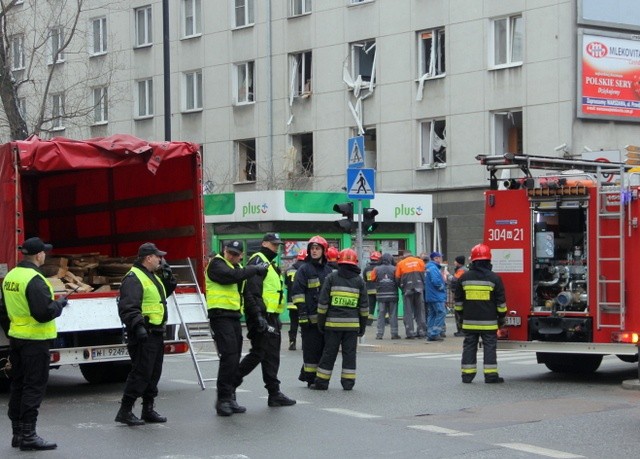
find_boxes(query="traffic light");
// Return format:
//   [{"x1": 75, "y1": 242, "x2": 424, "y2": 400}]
[
  {"x1": 363, "y1": 207, "x2": 378, "y2": 234},
  {"x1": 333, "y1": 202, "x2": 355, "y2": 233}
]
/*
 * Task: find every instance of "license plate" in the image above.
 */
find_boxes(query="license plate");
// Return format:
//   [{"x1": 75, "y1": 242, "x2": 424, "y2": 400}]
[
  {"x1": 91, "y1": 346, "x2": 129, "y2": 360},
  {"x1": 505, "y1": 316, "x2": 521, "y2": 326}
]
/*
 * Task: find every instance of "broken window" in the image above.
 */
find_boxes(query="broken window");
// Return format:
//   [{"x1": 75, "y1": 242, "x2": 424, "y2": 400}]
[
  {"x1": 351, "y1": 127, "x2": 377, "y2": 169},
  {"x1": 418, "y1": 28, "x2": 445, "y2": 78},
  {"x1": 290, "y1": 51, "x2": 312, "y2": 98},
  {"x1": 492, "y1": 14, "x2": 523, "y2": 67},
  {"x1": 290, "y1": 133, "x2": 314, "y2": 177},
  {"x1": 351, "y1": 40, "x2": 376, "y2": 84},
  {"x1": 492, "y1": 110, "x2": 522, "y2": 155},
  {"x1": 290, "y1": 0, "x2": 311, "y2": 16},
  {"x1": 420, "y1": 119, "x2": 447, "y2": 168},
  {"x1": 235, "y1": 61, "x2": 255, "y2": 104},
  {"x1": 237, "y1": 139, "x2": 256, "y2": 182},
  {"x1": 234, "y1": 0, "x2": 255, "y2": 28}
]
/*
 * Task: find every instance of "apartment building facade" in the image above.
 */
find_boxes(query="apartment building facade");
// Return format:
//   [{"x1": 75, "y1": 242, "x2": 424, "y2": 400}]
[{"x1": 3, "y1": 0, "x2": 640, "y2": 258}]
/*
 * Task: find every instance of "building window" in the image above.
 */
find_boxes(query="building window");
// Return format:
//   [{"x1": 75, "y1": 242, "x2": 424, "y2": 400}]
[
  {"x1": 350, "y1": 0, "x2": 373, "y2": 4},
  {"x1": 492, "y1": 110, "x2": 522, "y2": 155},
  {"x1": 135, "y1": 6, "x2": 153, "y2": 47},
  {"x1": 17, "y1": 97, "x2": 26, "y2": 119},
  {"x1": 351, "y1": 127, "x2": 377, "y2": 169},
  {"x1": 236, "y1": 139, "x2": 256, "y2": 182},
  {"x1": 49, "y1": 27, "x2": 65, "y2": 64},
  {"x1": 184, "y1": 70, "x2": 203, "y2": 111},
  {"x1": 491, "y1": 14, "x2": 523, "y2": 67},
  {"x1": 419, "y1": 119, "x2": 447, "y2": 168},
  {"x1": 93, "y1": 86, "x2": 108, "y2": 124},
  {"x1": 290, "y1": 0, "x2": 311, "y2": 16},
  {"x1": 90, "y1": 17, "x2": 107, "y2": 55},
  {"x1": 289, "y1": 51, "x2": 312, "y2": 98},
  {"x1": 418, "y1": 28, "x2": 445, "y2": 78},
  {"x1": 234, "y1": 0, "x2": 255, "y2": 28},
  {"x1": 136, "y1": 78, "x2": 154, "y2": 117},
  {"x1": 183, "y1": 0, "x2": 201, "y2": 37},
  {"x1": 234, "y1": 61, "x2": 254, "y2": 104},
  {"x1": 290, "y1": 133, "x2": 313, "y2": 177},
  {"x1": 351, "y1": 40, "x2": 376, "y2": 84},
  {"x1": 10, "y1": 34, "x2": 25, "y2": 71},
  {"x1": 51, "y1": 93, "x2": 65, "y2": 130}
]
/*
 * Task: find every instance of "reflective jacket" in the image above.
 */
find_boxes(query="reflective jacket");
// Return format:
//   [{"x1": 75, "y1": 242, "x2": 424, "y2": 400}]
[
  {"x1": 291, "y1": 259, "x2": 333, "y2": 324},
  {"x1": 206, "y1": 255, "x2": 244, "y2": 312},
  {"x1": 249, "y1": 252, "x2": 284, "y2": 314},
  {"x1": 454, "y1": 262, "x2": 507, "y2": 331},
  {"x1": 362, "y1": 261, "x2": 379, "y2": 295},
  {"x1": 317, "y1": 265, "x2": 368, "y2": 332},
  {"x1": 129, "y1": 267, "x2": 166, "y2": 326}
]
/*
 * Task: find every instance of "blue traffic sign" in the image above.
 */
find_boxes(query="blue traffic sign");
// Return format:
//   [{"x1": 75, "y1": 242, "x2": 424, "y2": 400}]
[
  {"x1": 347, "y1": 136, "x2": 365, "y2": 169},
  {"x1": 347, "y1": 168, "x2": 375, "y2": 199}
]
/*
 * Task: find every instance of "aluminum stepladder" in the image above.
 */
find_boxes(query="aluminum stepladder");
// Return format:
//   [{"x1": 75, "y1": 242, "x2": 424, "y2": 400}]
[{"x1": 168, "y1": 258, "x2": 216, "y2": 390}]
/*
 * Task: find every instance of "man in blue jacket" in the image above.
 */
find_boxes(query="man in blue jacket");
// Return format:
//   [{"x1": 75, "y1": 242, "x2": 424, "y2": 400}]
[{"x1": 425, "y1": 252, "x2": 447, "y2": 341}]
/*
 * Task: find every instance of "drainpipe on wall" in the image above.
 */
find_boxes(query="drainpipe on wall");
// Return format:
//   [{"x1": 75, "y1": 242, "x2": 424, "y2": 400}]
[{"x1": 267, "y1": 0, "x2": 274, "y2": 189}]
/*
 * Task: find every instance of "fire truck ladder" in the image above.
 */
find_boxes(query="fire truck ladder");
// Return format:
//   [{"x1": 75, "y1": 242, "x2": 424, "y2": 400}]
[{"x1": 168, "y1": 259, "x2": 216, "y2": 390}]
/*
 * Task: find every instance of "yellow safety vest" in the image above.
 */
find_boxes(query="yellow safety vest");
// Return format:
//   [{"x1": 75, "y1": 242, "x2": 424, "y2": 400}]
[
  {"x1": 250, "y1": 252, "x2": 285, "y2": 314},
  {"x1": 206, "y1": 255, "x2": 244, "y2": 311},
  {"x1": 129, "y1": 267, "x2": 166, "y2": 326},
  {"x1": 2, "y1": 266, "x2": 57, "y2": 340}
]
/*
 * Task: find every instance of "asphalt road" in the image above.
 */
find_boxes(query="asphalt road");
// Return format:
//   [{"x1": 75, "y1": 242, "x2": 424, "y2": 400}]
[{"x1": 1, "y1": 321, "x2": 640, "y2": 458}]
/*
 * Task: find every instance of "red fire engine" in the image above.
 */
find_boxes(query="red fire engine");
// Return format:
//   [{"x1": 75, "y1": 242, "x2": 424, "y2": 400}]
[{"x1": 477, "y1": 152, "x2": 640, "y2": 374}]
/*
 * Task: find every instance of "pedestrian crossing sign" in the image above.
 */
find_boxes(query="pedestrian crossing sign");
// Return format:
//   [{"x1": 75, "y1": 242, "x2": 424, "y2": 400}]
[
  {"x1": 347, "y1": 168, "x2": 375, "y2": 199},
  {"x1": 347, "y1": 136, "x2": 365, "y2": 169}
]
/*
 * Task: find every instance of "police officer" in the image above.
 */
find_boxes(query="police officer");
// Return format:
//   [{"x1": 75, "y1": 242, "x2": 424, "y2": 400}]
[
  {"x1": 285, "y1": 249, "x2": 306, "y2": 350},
  {"x1": 237, "y1": 233, "x2": 296, "y2": 408},
  {"x1": 206, "y1": 240, "x2": 266, "y2": 417},
  {"x1": 454, "y1": 243, "x2": 507, "y2": 384},
  {"x1": 311, "y1": 249, "x2": 368, "y2": 390},
  {"x1": 1, "y1": 237, "x2": 67, "y2": 450},
  {"x1": 115, "y1": 242, "x2": 177, "y2": 426}
]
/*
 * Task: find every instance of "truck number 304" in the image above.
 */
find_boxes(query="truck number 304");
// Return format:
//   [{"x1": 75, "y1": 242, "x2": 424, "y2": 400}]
[{"x1": 487, "y1": 228, "x2": 524, "y2": 241}]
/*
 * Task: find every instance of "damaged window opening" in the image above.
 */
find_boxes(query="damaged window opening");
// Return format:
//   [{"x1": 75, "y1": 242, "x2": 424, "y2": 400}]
[
  {"x1": 492, "y1": 14, "x2": 523, "y2": 67},
  {"x1": 418, "y1": 28, "x2": 445, "y2": 78},
  {"x1": 420, "y1": 119, "x2": 446, "y2": 168},
  {"x1": 235, "y1": 0, "x2": 255, "y2": 28},
  {"x1": 291, "y1": 133, "x2": 314, "y2": 177},
  {"x1": 351, "y1": 40, "x2": 376, "y2": 84},
  {"x1": 290, "y1": 51, "x2": 312, "y2": 98},
  {"x1": 237, "y1": 139, "x2": 256, "y2": 182},
  {"x1": 352, "y1": 127, "x2": 377, "y2": 169},
  {"x1": 290, "y1": 0, "x2": 311, "y2": 16},
  {"x1": 235, "y1": 61, "x2": 254, "y2": 104},
  {"x1": 492, "y1": 110, "x2": 522, "y2": 155}
]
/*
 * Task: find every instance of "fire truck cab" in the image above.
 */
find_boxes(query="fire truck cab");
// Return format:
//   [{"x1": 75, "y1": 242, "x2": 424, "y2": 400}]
[{"x1": 477, "y1": 153, "x2": 640, "y2": 374}]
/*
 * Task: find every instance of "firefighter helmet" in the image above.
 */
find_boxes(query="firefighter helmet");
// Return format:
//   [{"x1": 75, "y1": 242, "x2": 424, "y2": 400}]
[
  {"x1": 338, "y1": 248, "x2": 358, "y2": 266},
  {"x1": 370, "y1": 251, "x2": 381, "y2": 261},
  {"x1": 307, "y1": 235, "x2": 328, "y2": 251},
  {"x1": 326, "y1": 246, "x2": 339, "y2": 262},
  {"x1": 296, "y1": 249, "x2": 307, "y2": 261},
  {"x1": 470, "y1": 243, "x2": 492, "y2": 261}
]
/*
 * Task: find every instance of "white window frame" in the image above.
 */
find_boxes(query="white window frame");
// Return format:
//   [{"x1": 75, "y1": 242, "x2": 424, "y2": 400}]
[
  {"x1": 490, "y1": 14, "x2": 523, "y2": 69},
  {"x1": 136, "y1": 78, "x2": 154, "y2": 118},
  {"x1": 351, "y1": 40, "x2": 376, "y2": 85},
  {"x1": 234, "y1": 0, "x2": 255, "y2": 28},
  {"x1": 290, "y1": 0, "x2": 311, "y2": 16},
  {"x1": 182, "y1": 0, "x2": 202, "y2": 38},
  {"x1": 135, "y1": 5, "x2": 153, "y2": 47},
  {"x1": 290, "y1": 133, "x2": 314, "y2": 177},
  {"x1": 49, "y1": 27, "x2": 65, "y2": 64},
  {"x1": 234, "y1": 61, "x2": 255, "y2": 105},
  {"x1": 491, "y1": 110, "x2": 523, "y2": 155},
  {"x1": 236, "y1": 139, "x2": 256, "y2": 183},
  {"x1": 10, "y1": 34, "x2": 25, "y2": 71},
  {"x1": 51, "y1": 93, "x2": 65, "y2": 130},
  {"x1": 17, "y1": 97, "x2": 26, "y2": 120},
  {"x1": 349, "y1": 0, "x2": 374, "y2": 4},
  {"x1": 419, "y1": 119, "x2": 447, "y2": 169},
  {"x1": 289, "y1": 51, "x2": 312, "y2": 99},
  {"x1": 92, "y1": 86, "x2": 108, "y2": 124},
  {"x1": 89, "y1": 17, "x2": 107, "y2": 55},
  {"x1": 183, "y1": 70, "x2": 203, "y2": 111},
  {"x1": 418, "y1": 28, "x2": 445, "y2": 79}
]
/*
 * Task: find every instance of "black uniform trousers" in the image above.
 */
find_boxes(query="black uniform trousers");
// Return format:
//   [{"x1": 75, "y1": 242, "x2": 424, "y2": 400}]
[
  {"x1": 316, "y1": 329, "x2": 358, "y2": 388},
  {"x1": 299, "y1": 324, "x2": 324, "y2": 383},
  {"x1": 288, "y1": 307, "x2": 299, "y2": 342},
  {"x1": 7, "y1": 338, "x2": 51, "y2": 424},
  {"x1": 367, "y1": 294, "x2": 377, "y2": 319},
  {"x1": 461, "y1": 331, "x2": 498, "y2": 379},
  {"x1": 123, "y1": 332, "x2": 164, "y2": 403},
  {"x1": 210, "y1": 315, "x2": 242, "y2": 401},
  {"x1": 237, "y1": 316, "x2": 282, "y2": 394}
]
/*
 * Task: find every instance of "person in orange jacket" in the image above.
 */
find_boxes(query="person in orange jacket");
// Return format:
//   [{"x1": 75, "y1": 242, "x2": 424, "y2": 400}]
[{"x1": 395, "y1": 251, "x2": 426, "y2": 339}]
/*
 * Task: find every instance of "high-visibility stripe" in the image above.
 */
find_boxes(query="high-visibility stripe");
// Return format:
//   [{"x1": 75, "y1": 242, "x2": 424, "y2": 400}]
[{"x1": 303, "y1": 364, "x2": 318, "y2": 372}]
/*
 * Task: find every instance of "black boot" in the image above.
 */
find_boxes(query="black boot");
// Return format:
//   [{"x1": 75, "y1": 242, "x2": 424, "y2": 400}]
[
  {"x1": 141, "y1": 400, "x2": 167, "y2": 423},
  {"x1": 229, "y1": 392, "x2": 246, "y2": 414},
  {"x1": 216, "y1": 399, "x2": 234, "y2": 417},
  {"x1": 485, "y1": 375, "x2": 505, "y2": 384},
  {"x1": 19, "y1": 423, "x2": 57, "y2": 451},
  {"x1": 268, "y1": 391, "x2": 296, "y2": 407},
  {"x1": 11, "y1": 421, "x2": 21, "y2": 448},
  {"x1": 341, "y1": 379, "x2": 355, "y2": 391},
  {"x1": 115, "y1": 398, "x2": 145, "y2": 426}
]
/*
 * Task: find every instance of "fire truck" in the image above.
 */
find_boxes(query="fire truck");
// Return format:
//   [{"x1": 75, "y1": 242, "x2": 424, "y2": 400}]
[
  {"x1": 0, "y1": 135, "x2": 207, "y2": 385},
  {"x1": 477, "y1": 152, "x2": 640, "y2": 374}
]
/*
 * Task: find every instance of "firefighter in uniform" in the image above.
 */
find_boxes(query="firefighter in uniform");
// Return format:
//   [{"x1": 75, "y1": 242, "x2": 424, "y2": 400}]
[
  {"x1": 311, "y1": 248, "x2": 368, "y2": 390},
  {"x1": 236, "y1": 233, "x2": 296, "y2": 407},
  {"x1": 454, "y1": 243, "x2": 507, "y2": 384},
  {"x1": 363, "y1": 251, "x2": 381, "y2": 325},
  {"x1": 0, "y1": 237, "x2": 66, "y2": 450},
  {"x1": 206, "y1": 240, "x2": 266, "y2": 416},
  {"x1": 115, "y1": 242, "x2": 177, "y2": 426},
  {"x1": 326, "y1": 246, "x2": 339, "y2": 270},
  {"x1": 285, "y1": 249, "x2": 306, "y2": 350},
  {"x1": 291, "y1": 235, "x2": 333, "y2": 385}
]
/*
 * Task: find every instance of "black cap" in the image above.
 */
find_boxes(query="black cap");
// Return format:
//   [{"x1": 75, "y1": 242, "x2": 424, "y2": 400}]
[
  {"x1": 455, "y1": 255, "x2": 465, "y2": 265},
  {"x1": 138, "y1": 242, "x2": 167, "y2": 257},
  {"x1": 263, "y1": 233, "x2": 284, "y2": 245},
  {"x1": 20, "y1": 237, "x2": 53, "y2": 255},
  {"x1": 225, "y1": 240, "x2": 244, "y2": 254}
]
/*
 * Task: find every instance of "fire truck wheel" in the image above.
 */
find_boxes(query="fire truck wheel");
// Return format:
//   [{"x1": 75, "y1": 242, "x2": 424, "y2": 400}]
[
  {"x1": 80, "y1": 362, "x2": 131, "y2": 384},
  {"x1": 539, "y1": 353, "x2": 603, "y2": 374}
]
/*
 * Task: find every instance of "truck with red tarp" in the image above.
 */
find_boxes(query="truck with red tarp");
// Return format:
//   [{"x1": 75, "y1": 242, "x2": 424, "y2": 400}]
[{"x1": 0, "y1": 135, "x2": 206, "y2": 384}]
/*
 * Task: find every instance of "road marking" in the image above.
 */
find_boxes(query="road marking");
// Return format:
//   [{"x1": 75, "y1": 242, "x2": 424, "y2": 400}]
[
  {"x1": 496, "y1": 442, "x2": 584, "y2": 458},
  {"x1": 170, "y1": 379, "x2": 201, "y2": 385},
  {"x1": 322, "y1": 408, "x2": 381, "y2": 419},
  {"x1": 388, "y1": 352, "x2": 436, "y2": 358},
  {"x1": 408, "y1": 425, "x2": 472, "y2": 436},
  {"x1": 415, "y1": 353, "x2": 449, "y2": 359}
]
